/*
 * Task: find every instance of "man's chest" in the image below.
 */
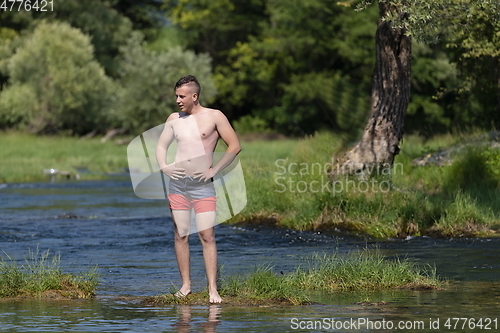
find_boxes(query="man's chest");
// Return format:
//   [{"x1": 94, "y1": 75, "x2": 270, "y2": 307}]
[{"x1": 172, "y1": 117, "x2": 217, "y2": 142}]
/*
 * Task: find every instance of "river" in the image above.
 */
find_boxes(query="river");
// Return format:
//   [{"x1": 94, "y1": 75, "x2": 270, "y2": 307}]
[{"x1": 0, "y1": 178, "x2": 499, "y2": 332}]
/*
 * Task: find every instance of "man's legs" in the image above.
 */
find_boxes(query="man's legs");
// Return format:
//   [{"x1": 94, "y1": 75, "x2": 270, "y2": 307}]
[
  {"x1": 171, "y1": 209, "x2": 192, "y2": 296},
  {"x1": 196, "y1": 211, "x2": 221, "y2": 303}
]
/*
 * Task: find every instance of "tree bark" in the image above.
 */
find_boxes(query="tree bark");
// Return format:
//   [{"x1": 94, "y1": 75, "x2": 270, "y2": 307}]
[{"x1": 334, "y1": 1, "x2": 411, "y2": 175}]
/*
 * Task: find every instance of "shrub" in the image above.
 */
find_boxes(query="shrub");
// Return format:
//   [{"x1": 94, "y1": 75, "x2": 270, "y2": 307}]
[{"x1": 0, "y1": 21, "x2": 115, "y2": 134}]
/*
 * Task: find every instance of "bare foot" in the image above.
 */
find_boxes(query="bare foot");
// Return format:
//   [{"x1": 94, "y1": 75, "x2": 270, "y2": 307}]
[{"x1": 209, "y1": 289, "x2": 222, "y2": 303}]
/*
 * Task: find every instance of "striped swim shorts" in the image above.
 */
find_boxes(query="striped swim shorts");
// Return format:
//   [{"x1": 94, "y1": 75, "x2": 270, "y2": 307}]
[{"x1": 168, "y1": 177, "x2": 217, "y2": 214}]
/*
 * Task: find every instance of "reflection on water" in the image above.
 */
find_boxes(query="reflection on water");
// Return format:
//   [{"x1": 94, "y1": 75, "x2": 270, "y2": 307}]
[
  {"x1": 1, "y1": 179, "x2": 500, "y2": 332},
  {"x1": 173, "y1": 305, "x2": 221, "y2": 333}
]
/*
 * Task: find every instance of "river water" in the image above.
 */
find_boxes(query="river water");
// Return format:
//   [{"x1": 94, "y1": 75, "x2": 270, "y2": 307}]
[{"x1": 0, "y1": 178, "x2": 499, "y2": 332}]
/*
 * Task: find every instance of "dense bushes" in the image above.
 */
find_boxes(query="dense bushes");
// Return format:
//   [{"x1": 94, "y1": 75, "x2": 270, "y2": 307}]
[
  {"x1": 0, "y1": 23, "x2": 216, "y2": 135},
  {"x1": 0, "y1": 22, "x2": 114, "y2": 134}
]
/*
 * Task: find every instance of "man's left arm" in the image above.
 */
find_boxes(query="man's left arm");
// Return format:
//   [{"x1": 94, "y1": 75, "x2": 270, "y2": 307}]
[
  {"x1": 212, "y1": 111, "x2": 241, "y2": 176},
  {"x1": 194, "y1": 110, "x2": 241, "y2": 181}
]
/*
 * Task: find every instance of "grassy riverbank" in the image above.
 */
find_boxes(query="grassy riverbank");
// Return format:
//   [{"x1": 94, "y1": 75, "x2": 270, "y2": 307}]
[
  {"x1": 0, "y1": 131, "x2": 128, "y2": 183},
  {"x1": 0, "y1": 249, "x2": 98, "y2": 298},
  {"x1": 146, "y1": 249, "x2": 443, "y2": 306},
  {"x1": 2, "y1": 130, "x2": 499, "y2": 238},
  {"x1": 237, "y1": 132, "x2": 500, "y2": 239}
]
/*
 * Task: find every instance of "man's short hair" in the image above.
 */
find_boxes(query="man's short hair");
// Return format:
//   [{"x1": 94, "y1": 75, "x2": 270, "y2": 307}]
[{"x1": 175, "y1": 75, "x2": 201, "y2": 95}]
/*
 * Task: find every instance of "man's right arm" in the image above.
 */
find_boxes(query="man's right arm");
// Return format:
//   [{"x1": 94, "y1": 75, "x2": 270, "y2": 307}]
[
  {"x1": 156, "y1": 114, "x2": 185, "y2": 179},
  {"x1": 156, "y1": 114, "x2": 176, "y2": 170}
]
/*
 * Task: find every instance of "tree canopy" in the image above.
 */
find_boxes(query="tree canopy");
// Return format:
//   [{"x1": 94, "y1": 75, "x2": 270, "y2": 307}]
[{"x1": 0, "y1": 0, "x2": 498, "y2": 136}]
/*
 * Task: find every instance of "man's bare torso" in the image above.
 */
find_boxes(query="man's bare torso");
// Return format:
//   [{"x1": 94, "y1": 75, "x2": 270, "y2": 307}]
[{"x1": 169, "y1": 108, "x2": 219, "y2": 177}]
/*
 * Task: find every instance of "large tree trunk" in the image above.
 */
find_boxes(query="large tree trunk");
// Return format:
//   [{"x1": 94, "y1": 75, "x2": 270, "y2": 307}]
[{"x1": 334, "y1": 1, "x2": 411, "y2": 175}]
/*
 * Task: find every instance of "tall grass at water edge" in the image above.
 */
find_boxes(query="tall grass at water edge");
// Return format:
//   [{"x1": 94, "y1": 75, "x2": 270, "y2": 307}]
[
  {"x1": 221, "y1": 249, "x2": 442, "y2": 305},
  {"x1": 0, "y1": 249, "x2": 99, "y2": 298}
]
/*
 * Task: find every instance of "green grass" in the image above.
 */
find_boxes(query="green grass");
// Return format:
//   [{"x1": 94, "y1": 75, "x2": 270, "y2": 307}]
[
  {"x1": 221, "y1": 265, "x2": 310, "y2": 305},
  {"x1": 234, "y1": 131, "x2": 500, "y2": 238},
  {"x1": 147, "y1": 249, "x2": 443, "y2": 306},
  {"x1": 240, "y1": 138, "x2": 300, "y2": 165},
  {"x1": 0, "y1": 131, "x2": 128, "y2": 183},
  {"x1": 0, "y1": 249, "x2": 99, "y2": 298},
  {"x1": 288, "y1": 249, "x2": 441, "y2": 291},
  {"x1": 225, "y1": 249, "x2": 442, "y2": 300}
]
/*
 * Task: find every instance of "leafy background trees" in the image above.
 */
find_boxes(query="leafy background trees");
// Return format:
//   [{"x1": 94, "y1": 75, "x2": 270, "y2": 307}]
[
  {"x1": 377, "y1": 0, "x2": 500, "y2": 135},
  {"x1": 0, "y1": 21, "x2": 114, "y2": 134},
  {"x1": 0, "y1": 0, "x2": 498, "y2": 137},
  {"x1": 112, "y1": 32, "x2": 216, "y2": 133}
]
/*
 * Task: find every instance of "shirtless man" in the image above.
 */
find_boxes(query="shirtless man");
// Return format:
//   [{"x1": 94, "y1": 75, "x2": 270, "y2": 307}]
[{"x1": 156, "y1": 75, "x2": 241, "y2": 303}]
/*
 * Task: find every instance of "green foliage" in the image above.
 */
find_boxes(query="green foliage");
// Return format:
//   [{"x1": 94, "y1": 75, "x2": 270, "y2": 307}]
[
  {"x1": 0, "y1": 85, "x2": 37, "y2": 128},
  {"x1": 233, "y1": 115, "x2": 272, "y2": 134},
  {"x1": 378, "y1": 0, "x2": 500, "y2": 59},
  {"x1": 279, "y1": 72, "x2": 371, "y2": 135},
  {"x1": 166, "y1": 0, "x2": 377, "y2": 134},
  {"x1": 0, "y1": 21, "x2": 115, "y2": 134},
  {"x1": 146, "y1": 27, "x2": 187, "y2": 52},
  {"x1": 34, "y1": 0, "x2": 134, "y2": 76},
  {"x1": 112, "y1": 32, "x2": 216, "y2": 133},
  {"x1": 482, "y1": 148, "x2": 500, "y2": 179},
  {"x1": 0, "y1": 0, "x2": 498, "y2": 136},
  {"x1": 243, "y1": 0, "x2": 376, "y2": 133},
  {"x1": 444, "y1": 147, "x2": 499, "y2": 193},
  {"x1": 352, "y1": 0, "x2": 500, "y2": 55},
  {"x1": 0, "y1": 27, "x2": 22, "y2": 89},
  {"x1": 111, "y1": 0, "x2": 165, "y2": 39},
  {"x1": 390, "y1": 0, "x2": 500, "y2": 130},
  {"x1": 406, "y1": 42, "x2": 458, "y2": 136},
  {"x1": 350, "y1": 0, "x2": 500, "y2": 133},
  {"x1": 0, "y1": 0, "x2": 135, "y2": 77},
  {"x1": 163, "y1": 0, "x2": 266, "y2": 62}
]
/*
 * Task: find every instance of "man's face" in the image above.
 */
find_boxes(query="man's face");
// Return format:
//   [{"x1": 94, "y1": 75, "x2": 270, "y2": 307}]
[{"x1": 175, "y1": 84, "x2": 198, "y2": 113}]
